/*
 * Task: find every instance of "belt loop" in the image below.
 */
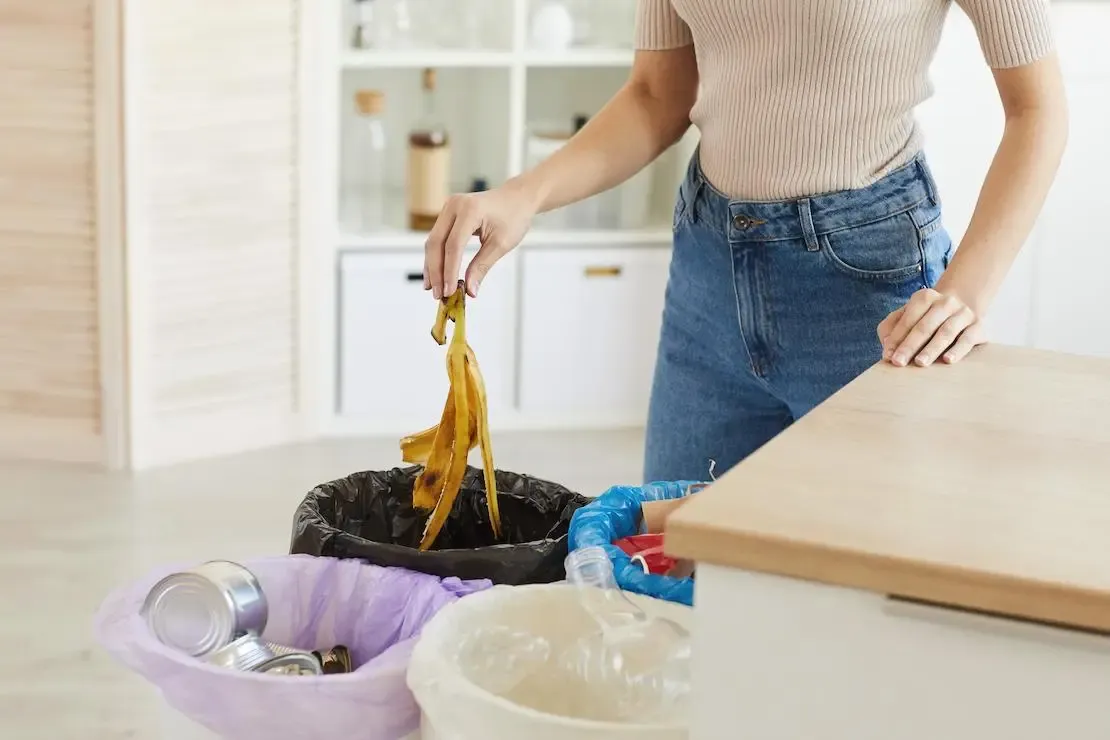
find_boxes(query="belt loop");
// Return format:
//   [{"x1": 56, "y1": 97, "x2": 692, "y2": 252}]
[
  {"x1": 798, "y1": 198, "x2": 819, "y2": 252},
  {"x1": 915, "y1": 155, "x2": 941, "y2": 207}
]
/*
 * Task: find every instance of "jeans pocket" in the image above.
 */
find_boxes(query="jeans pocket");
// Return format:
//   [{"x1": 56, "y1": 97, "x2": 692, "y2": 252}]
[{"x1": 819, "y1": 203, "x2": 937, "y2": 284}]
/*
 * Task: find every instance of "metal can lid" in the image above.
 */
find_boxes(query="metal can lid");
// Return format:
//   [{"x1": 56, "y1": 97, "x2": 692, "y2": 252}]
[
  {"x1": 141, "y1": 573, "x2": 237, "y2": 657},
  {"x1": 257, "y1": 652, "x2": 323, "y2": 676}
]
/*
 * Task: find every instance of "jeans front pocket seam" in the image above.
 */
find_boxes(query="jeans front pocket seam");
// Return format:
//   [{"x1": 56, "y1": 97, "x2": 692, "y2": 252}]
[{"x1": 818, "y1": 235, "x2": 925, "y2": 283}]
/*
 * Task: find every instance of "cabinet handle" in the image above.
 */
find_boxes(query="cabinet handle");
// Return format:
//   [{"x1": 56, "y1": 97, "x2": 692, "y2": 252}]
[
  {"x1": 584, "y1": 265, "x2": 623, "y2": 278},
  {"x1": 405, "y1": 272, "x2": 425, "y2": 283}
]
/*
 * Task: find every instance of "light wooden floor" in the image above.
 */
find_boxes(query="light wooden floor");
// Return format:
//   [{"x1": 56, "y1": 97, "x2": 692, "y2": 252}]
[{"x1": 0, "y1": 431, "x2": 644, "y2": 740}]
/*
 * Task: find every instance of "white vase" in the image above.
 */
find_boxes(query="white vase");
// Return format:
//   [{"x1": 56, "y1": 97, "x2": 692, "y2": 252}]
[{"x1": 530, "y1": 1, "x2": 575, "y2": 51}]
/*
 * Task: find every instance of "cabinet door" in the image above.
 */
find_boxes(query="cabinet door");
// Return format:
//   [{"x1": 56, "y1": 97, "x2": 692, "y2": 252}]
[
  {"x1": 338, "y1": 251, "x2": 516, "y2": 426},
  {"x1": 1032, "y1": 68, "x2": 1110, "y2": 356},
  {"x1": 519, "y1": 247, "x2": 670, "y2": 423},
  {"x1": 917, "y1": 8, "x2": 1035, "y2": 347}
]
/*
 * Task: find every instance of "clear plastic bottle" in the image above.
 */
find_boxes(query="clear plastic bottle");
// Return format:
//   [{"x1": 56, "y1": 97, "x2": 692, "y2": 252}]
[
  {"x1": 562, "y1": 547, "x2": 692, "y2": 723},
  {"x1": 351, "y1": 90, "x2": 388, "y2": 232}
]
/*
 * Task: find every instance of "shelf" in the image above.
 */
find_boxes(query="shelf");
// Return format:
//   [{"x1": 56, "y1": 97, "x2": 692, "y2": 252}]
[
  {"x1": 522, "y1": 49, "x2": 634, "y2": 67},
  {"x1": 337, "y1": 227, "x2": 673, "y2": 250},
  {"x1": 342, "y1": 50, "x2": 515, "y2": 69},
  {"x1": 340, "y1": 49, "x2": 634, "y2": 70}
]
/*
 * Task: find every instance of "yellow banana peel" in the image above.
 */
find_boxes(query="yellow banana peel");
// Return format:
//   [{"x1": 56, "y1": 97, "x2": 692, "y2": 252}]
[{"x1": 403, "y1": 283, "x2": 503, "y2": 550}]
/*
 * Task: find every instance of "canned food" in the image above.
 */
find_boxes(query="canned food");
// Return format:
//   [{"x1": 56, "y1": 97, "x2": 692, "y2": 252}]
[
  {"x1": 141, "y1": 560, "x2": 268, "y2": 656},
  {"x1": 258, "y1": 653, "x2": 323, "y2": 676},
  {"x1": 206, "y1": 636, "x2": 321, "y2": 675},
  {"x1": 207, "y1": 634, "x2": 277, "y2": 672}
]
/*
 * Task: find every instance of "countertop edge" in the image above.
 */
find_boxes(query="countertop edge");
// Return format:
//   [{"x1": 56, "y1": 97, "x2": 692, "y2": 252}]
[{"x1": 665, "y1": 516, "x2": 1110, "y2": 633}]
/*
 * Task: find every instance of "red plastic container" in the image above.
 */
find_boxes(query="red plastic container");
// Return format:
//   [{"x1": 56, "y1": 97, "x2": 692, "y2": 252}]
[{"x1": 613, "y1": 534, "x2": 677, "y2": 575}]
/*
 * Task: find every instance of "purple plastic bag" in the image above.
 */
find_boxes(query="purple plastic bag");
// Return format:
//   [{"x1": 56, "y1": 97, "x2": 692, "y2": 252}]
[{"x1": 94, "y1": 555, "x2": 490, "y2": 740}]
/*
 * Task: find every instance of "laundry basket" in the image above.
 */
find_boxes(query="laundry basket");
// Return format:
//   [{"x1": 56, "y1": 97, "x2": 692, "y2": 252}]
[
  {"x1": 408, "y1": 584, "x2": 693, "y2": 740},
  {"x1": 95, "y1": 555, "x2": 489, "y2": 740}
]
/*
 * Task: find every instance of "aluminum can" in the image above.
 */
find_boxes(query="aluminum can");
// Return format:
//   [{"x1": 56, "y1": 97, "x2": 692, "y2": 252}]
[{"x1": 141, "y1": 560, "x2": 268, "y2": 656}]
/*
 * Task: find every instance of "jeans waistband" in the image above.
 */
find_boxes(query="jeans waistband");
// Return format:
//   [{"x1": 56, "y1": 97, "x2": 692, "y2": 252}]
[{"x1": 679, "y1": 150, "x2": 940, "y2": 243}]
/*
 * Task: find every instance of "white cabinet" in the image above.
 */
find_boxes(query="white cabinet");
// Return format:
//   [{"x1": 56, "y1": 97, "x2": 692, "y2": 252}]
[
  {"x1": 338, "y1": 251, "x2": 516, "y2": 427},
  {"x1": 1031, "y1": 7, "x2": 1110, "y2": 359},
  {"x1": 518, "y1": 246, "x2": 670, "y2": 424}
]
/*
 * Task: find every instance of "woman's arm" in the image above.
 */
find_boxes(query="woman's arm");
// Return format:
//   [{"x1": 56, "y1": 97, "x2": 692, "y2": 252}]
[
  {"x1": 880, "y1": 54, "x2": 1068, "y2": 367},
  {"x1": 513, "y1": 47, "x2": 699, "y2": 215},
  {"x1": 424, "y1": 46, "x2": 699, "y2": 299}
]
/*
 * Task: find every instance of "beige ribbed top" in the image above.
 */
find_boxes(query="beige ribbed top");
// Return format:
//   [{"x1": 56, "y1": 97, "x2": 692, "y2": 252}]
[{"x1": 637, "y1": 0, "x2": 1055, "y2": 200}]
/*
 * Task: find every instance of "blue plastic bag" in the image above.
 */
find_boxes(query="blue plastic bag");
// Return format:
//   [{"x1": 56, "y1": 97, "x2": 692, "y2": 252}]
[{"x1": 569, "y1": 482, "x2": 702, "y2": 606}]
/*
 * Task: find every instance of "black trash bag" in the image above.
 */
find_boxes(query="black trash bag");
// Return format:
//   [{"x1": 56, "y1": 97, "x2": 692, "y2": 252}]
[{"x1": 290, "y1": 465, "x2": 591, "y2": 585}]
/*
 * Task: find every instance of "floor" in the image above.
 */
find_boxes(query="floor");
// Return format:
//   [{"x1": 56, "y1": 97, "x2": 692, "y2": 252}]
[{"x1": 0, "y1": 430, "x2": 644, "y2": 740}]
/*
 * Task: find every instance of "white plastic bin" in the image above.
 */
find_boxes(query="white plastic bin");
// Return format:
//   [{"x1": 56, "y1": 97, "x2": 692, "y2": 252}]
[{"x1": 408, "y1": 584, "x2": 692, "y2": 740}]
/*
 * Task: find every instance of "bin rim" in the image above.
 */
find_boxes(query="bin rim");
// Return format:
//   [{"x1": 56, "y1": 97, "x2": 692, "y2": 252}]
[
  {"x1": 297, "y1": 470, "x2": 583, "y2": 554},
  {"x1": 408, "y1": 583, "x2": 692, "y2": 731}
]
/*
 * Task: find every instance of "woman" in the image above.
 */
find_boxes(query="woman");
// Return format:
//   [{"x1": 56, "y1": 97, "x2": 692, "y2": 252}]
[{"x1": 424, "y1": 0, "x2": 1067, "y2": 483}]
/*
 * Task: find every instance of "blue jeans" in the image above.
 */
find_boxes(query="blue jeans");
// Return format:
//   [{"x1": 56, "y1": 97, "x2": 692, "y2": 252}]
[{"x1": 644, "y1": 152, "x2": 953, "y2": 482}]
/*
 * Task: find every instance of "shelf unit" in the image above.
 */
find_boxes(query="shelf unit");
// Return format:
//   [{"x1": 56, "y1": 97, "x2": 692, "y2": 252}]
[{"x1": 301, "y1": 0, "x2": 686, "y2": 438}]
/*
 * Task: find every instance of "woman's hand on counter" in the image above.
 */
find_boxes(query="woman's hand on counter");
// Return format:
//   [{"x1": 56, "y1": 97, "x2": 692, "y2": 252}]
[{"x1": 878, "y1": 287, "x2": 987, "y2": 367}]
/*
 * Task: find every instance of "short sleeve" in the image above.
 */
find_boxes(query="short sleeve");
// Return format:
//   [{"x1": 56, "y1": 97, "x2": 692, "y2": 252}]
[
  {"x1": 635, "y1": 0, "x2": 694, "y2": 50},
  {"x1": 956, "y1": 0, "x2": 1055, "y2": 68}
]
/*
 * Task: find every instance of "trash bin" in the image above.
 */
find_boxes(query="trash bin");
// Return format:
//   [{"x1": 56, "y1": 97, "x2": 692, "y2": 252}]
[
  {"x1": 95, "y1": 555, "x2": 490, "y2": 740},
  {"x1": 407, "y1": 584, "x2": 693, "y2": 740},
  {"x1": 291, "y1": 466, "x2": 590, "y2": 585}
]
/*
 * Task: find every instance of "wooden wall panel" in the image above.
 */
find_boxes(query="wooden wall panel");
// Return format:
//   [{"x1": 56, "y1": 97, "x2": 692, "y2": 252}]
[
  {"x1": 127, "y1": 0, "x2": 300, "y2": 467},
  {"x1": 0, "y1": 0, "x2": 102, "y2": 463}
]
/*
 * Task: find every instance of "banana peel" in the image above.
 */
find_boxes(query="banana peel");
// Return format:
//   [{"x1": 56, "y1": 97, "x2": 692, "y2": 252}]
[{"x1": 403, "y1": 282, "x2": 502, "y2": 550}]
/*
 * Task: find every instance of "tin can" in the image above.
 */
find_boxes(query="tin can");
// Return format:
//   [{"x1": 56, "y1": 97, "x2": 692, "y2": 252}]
[
  {"x1": 141, "y1": 560, "x2": 268, "y2": 656},
  {"x1": 258, "y1": 653, "x2": 324, "y2": 676},
  {"x1": 206, "y1": 634, "x2": 277, "y2": 672},
  {"x1": 206, "y1": 636, "x2": 321, "y2": 675}
]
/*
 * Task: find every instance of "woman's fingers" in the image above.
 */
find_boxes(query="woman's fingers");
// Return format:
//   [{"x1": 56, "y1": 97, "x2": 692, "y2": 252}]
[
  {"x1": 942, "y1": 324, "x2": 985, "y2": 364},
  {"x1": 914, "y1": 308, "x2": 975, "y2": 366},
  {"x1": 883, "y1": 289, "x2": 939, "y2": 362},
  {"x1": 464, "y1": 239, "x2": 507, "y2": 298},
  {"x1": 441, "y1": 197, "x2": 483, "y2": 298},
  {"x1": 424, "y1": 208, "x2": 457, "y2": 300},
  {"x1": 877, "y1": 306, "x2": 904, "y2": 345},
  {"x1": 891, "y1": 295, "x2": 966, "y2": 366}
]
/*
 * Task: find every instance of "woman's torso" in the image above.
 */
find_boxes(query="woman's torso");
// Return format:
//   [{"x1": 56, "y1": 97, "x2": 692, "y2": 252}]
[{"x1": 668, "y1": 0, "x2": 953, "y2": 200}]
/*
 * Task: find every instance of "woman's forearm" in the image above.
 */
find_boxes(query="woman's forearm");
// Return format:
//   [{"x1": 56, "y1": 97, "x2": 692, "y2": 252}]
[
  {"x1": 509, "y1": 47, "x2": 699, "y2": 215},
  {"x1": 937, "y1": 57, "x2": 1068, "y2": 315}
]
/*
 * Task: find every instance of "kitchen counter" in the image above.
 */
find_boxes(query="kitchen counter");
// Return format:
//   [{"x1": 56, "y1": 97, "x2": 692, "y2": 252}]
[{"x1": 667, "y1": 345, "x2": 1110, "y2": 740}]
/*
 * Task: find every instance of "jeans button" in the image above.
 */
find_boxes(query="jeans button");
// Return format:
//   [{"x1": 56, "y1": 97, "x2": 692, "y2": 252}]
[{"x1": 733, "y1": 214, "x2": 751, "y2": 230}]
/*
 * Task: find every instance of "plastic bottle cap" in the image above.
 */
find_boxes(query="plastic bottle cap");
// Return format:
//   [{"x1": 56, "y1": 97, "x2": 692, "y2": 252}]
[{"x1": 355, "y1": 90, "x2": 385, "y2": 116}]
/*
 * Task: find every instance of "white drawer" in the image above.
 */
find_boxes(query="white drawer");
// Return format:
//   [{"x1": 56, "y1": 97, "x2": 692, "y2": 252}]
[
  {"x1": 518, "y1": 246, "x2": 670, "y2": 423},
  {"x1": 338, "y1": 250, "x2": 516, "y2": 427}
]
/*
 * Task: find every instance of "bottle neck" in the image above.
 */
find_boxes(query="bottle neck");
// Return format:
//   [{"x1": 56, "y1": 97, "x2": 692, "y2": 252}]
[{"x1": 565, "y1": 547, "x2": 647, "y2": 629}]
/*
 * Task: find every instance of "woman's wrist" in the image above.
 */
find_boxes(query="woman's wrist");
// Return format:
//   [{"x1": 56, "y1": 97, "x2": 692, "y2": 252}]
[{"x1": 504, "y1": 172, "x2": 550, "y2": 216}]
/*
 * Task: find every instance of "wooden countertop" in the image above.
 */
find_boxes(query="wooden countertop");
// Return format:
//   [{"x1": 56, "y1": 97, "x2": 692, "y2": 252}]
[{"x1": 666, "y1": 345, "x2": 1110, "y2": 631}]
